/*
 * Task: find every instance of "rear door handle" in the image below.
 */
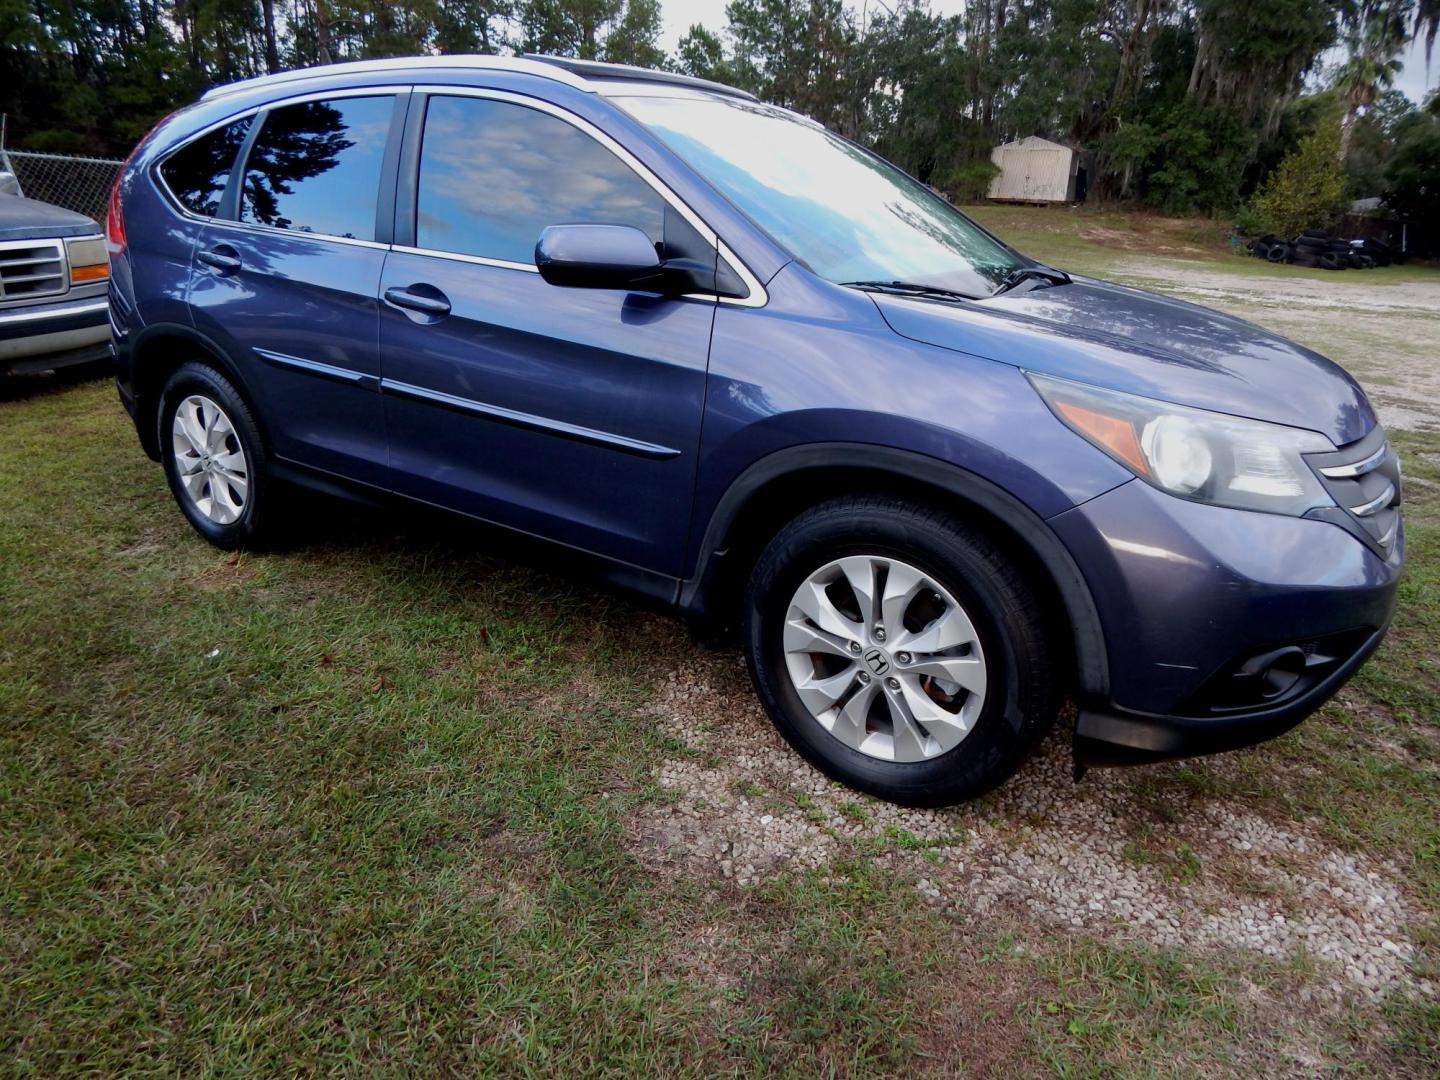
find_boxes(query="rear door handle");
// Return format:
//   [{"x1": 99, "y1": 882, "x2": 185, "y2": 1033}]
[
  {"x1": 384, "y1": 286, "x2": 451, "y2": 317},
  {"x1": 197, "y1": 246, "x2": 241, "y2": 274}
]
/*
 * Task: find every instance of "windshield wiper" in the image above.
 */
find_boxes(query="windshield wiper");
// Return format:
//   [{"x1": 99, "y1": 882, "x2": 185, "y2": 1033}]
[
  {"x1": 841, "y1": 280, "x2": 976, "y2": 303},
  {"x1": 989, "y1": 265, "x2": 1071, "y2": 297}
]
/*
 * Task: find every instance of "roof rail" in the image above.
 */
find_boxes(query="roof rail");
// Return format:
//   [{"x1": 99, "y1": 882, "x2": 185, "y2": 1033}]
[
  {"x1": 519, "y1": 55, "x2": 757, "y2": 101},
  {"x1": 200, "y1": 54, "x2": 593, "y2": 102}
]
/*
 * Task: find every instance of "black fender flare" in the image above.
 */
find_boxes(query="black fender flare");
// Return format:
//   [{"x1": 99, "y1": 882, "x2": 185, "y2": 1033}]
[
  {"x1": 126, "y1": 322, "x2": 261, "y2": 459},
  {"x1": 680, "y1": 442, "x2": 1110, "y2": 699}
]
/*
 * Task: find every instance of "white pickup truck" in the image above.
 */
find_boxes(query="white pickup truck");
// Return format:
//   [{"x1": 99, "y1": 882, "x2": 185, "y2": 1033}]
[{"x1": 0, "y1": 167, "x2": 111, "y2": 376}]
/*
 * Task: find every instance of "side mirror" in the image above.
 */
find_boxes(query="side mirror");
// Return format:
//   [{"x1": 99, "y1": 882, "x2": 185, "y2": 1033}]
[
  {"x1": 0, "y1": 171, "x2": 21, "y2": 197},
  {"x1": 535, "y1": 224, "x2": 664, "y2": 291}
]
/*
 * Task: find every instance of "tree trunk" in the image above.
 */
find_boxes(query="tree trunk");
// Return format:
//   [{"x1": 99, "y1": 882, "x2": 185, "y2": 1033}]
[
  {"x1": 262, "y1": 0, "x2": 280, "y2": 72},
  {"x1": 316, "y1": 0, "x2": 334, "y2": 64},
  {"x1": 1339, "y1": 106, "x2": 1357, "y2": 162}
]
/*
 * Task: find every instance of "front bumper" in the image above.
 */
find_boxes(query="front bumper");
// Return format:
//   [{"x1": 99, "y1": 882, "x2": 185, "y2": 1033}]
[
  {"x1": 0, "y1": 295, "x2": 110, "y2": 374},
  {"x1": 1049, "y1": 478, "x2": 1402, "y2": 767},
  {"x1": 1073, "y1": 624, "x2": 1387, "y2": 766}
]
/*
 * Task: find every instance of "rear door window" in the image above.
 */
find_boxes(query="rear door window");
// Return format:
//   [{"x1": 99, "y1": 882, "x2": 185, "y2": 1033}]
[
  {"x1": 240, "y1": 96, "x2": 394, "y2": 241},
  {"x1": 160, "y1": 117, "x2": 252, "y2": 217},
  {"x1": 415, "y1": 95, "x2": 666, "y2": 264}
]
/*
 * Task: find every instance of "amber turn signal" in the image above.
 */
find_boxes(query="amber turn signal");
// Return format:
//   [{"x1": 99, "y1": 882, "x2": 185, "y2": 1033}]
[
  {"x1": 70, "y1": 261, "x2": 111, "y2": 283},
  {"x1": 1054, "y1": 399, "x2": 1150, "y2": 477}
]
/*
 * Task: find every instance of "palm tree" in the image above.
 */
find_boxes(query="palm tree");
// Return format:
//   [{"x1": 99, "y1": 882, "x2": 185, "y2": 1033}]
[
  {"x1": 1416, "y1": 0, "x2": 1439, "y2": 61},
  {"x1": 1335, "y1": 9, "x2": 1408, "y2": 161}
]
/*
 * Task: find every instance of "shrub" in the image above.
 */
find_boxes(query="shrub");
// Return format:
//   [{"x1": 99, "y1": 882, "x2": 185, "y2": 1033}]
[{"x1": 1243, "y1": 125, "x2": 1349, "y2": 237}]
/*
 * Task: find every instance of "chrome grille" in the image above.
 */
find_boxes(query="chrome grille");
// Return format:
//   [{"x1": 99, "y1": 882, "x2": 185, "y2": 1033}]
[
  {"x1": 0, "y1": 239, "x2": 66, "y2": 301},
  {"x1": 1306, "y1": 427, "x2": 1402, "y2": 557}
]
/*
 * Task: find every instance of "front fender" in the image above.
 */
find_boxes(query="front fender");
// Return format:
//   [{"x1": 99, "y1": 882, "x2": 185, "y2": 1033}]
[{"x1": 681, "y1": 440, "x2": 1114, "y2": 700}]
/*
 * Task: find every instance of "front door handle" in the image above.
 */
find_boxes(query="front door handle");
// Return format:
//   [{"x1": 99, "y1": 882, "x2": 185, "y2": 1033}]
[
  {"x1": 384, "y1": 285, "x2": 451, "y2": 317},
  {"x1": 197, "y1": 245, "x2": 241, "y2": 275}
]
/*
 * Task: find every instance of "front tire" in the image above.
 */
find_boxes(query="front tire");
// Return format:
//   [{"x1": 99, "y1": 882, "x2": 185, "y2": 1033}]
[
  {"x1": 159, "y1": 362, "x2": 275, "y2": 550},
  {"x1": 743, "y1": 495, "x2": 1059, "y2": 806}
]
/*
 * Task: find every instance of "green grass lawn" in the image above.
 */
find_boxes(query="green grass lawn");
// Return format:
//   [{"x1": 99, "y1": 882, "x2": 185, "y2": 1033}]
[
  {"x1": 2, "y1": 214, "x2": 1438, "y2": 1075},
  {"x1": 966, "y1": 203, "x2": 1440, "y2": 286}
]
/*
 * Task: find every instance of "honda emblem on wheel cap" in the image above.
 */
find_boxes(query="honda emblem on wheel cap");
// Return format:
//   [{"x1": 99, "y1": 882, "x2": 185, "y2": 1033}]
[{"x1": 863, "y1": 648, "x2": 890, "y2": 676}]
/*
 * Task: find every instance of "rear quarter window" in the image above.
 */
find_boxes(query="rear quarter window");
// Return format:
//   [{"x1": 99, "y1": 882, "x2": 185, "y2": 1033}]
[
  {"x1": 239, "y1": 96, "x2": 393, "y2": 241},
  {"x1": 158, "y1": 117, "x2": 252, "y2": 217}
]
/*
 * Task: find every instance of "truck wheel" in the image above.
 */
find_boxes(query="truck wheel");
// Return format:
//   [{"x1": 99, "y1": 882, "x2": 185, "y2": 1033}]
[{"x1": 743, "y1": 495, "x2": 1060, "y2": 806}]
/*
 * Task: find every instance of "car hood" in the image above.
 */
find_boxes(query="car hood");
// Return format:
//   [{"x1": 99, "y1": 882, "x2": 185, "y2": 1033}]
[
  {"x1": 872, "y1": 276, "x2": 1375, "y2": 447},
  {"x1": 0, "y1": 194, "x2": 100, "y2": 241}
]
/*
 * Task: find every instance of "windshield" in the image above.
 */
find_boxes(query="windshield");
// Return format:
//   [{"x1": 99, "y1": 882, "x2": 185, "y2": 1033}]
[{"x1": 619, "y1": 94, "x2": 1026, "y2": 298}]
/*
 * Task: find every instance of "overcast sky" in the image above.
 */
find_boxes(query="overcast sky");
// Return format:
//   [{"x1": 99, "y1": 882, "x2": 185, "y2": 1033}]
[{"x1": 658, "y1": 0, "x2": 1439, "y2": 106}]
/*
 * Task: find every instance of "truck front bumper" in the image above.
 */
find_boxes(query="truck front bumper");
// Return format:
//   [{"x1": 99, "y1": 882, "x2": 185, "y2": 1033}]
[{"x1": 0, "y1": 296, "x2": 110, "y2": 374}]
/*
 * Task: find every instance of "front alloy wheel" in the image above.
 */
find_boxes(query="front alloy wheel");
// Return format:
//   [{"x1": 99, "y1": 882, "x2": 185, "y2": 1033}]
[
  {"x1": 745, "y1": 495, "x2": 1059, "y2": 806},
  {"x1": 783, "y1": 556, "x2": 987, "y2": 762}
]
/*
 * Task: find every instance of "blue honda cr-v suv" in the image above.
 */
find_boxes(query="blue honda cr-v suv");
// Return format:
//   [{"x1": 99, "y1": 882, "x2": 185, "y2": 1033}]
[{"x1": 107, "y1": 55, "x2": 1403, "y2": 805}]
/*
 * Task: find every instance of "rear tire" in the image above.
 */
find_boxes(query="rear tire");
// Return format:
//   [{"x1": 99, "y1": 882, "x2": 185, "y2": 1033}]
[
  {"x1": 743, "y1": 496, "x2": 1060, "y2": 806},
  {"x1": 159, "y1": 362, "x2": 278, "y2": 550}
]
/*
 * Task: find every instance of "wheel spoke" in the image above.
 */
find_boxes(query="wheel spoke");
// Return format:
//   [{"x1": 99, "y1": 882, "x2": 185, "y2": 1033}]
[
  {"x1": 217, "y1": 469, "x2": 249, "y2": 504},
  {"x1": 830, "y1": 677, "x2": 879, "y2": 750},
  {"x1": 791, "y1": 579, "x2": 864, "y2": 643},
  {"x1": 174, "y1": 447, "x2": 204, "y2": 475},
  {"x1": 880, "y1": 560, "x2": 925, "y2": 636},
  {"x1": 900, "y1": 604, "x2": 977, "y2": 655},
  {"x1": 884, "y1": 682, "x2": 930, "y2": 760},
  {"x1": 210, "y1": 479, "x2": 242, "y2": 524},
  {"x1": 180, "y1": 469, "x2": 208, "y2": 501},
  {"x1": 835, "y1": 556, "x2": 881, "y2": 628},
  {"x1": 904, "y1": 653, "x2": 987, "y2": 697},
  {"x1": 793, "y1": 665, "x2": 858, "y2": 714},
  {"x1": 207, "y1": 413, "x2": 235, "y2": 455},
  {"x1": 784, "y1": 617, "x2": 857, "y2": 660},
  {"x1": 182, "y1": 402, "x2": 209, "y2": 454},
  {"x1": 213, "y1": 451, "x2": 246, "y2": 475}
]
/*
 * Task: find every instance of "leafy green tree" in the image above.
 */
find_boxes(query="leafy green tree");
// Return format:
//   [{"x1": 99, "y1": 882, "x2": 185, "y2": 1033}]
[
  {"x1": 1243, "y1": 122, "x2": 1350, "y2": 235},
  {"x1": 672, "y1": 23, "x2": 730, "y2": 80},
  {"x1": 1383, "y1": 108, "x2": 1440, "y2": 227},
  {"x1": 515, "y1": 0, "x2": 662, "y2": 63}
]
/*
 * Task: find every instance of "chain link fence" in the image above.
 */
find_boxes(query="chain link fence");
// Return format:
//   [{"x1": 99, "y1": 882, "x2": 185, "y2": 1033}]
[{"x1": 0, "y1": 146, "x2": 123, "y2": 224}]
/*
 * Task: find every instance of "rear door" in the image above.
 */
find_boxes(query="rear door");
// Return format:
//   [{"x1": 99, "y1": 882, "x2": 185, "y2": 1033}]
[
  {"x1": 378, "y1": 90, "x2": 719, "y2": 575},
  {"x1": 188, "y1": 91, "x2": 406, "y2": 489}
]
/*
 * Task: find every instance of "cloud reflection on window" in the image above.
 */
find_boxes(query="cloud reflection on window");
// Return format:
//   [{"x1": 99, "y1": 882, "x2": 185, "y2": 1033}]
[{"x1": 417, "y1": 97, "x2": 665, "y2": 265}]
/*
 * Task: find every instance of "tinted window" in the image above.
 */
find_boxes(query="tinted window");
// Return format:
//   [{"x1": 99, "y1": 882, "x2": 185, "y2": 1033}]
[
  {"x1": 240, "y1": 96, "x2": 393, "y2": 240},
  {"x1": 160, "y1": 117, "x2": 251, "y2": 217},
  {"x1": 417, "y1": 96, "x2": 665, "y2": 264}
]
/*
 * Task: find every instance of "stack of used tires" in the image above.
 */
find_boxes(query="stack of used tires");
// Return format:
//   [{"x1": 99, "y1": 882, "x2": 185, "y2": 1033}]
[
  {"x1": 1289, "y1": 230, "x2": 1330, "y2": 268},
  {"x1": 1289, "y1": 230, "x2": 1379, "y2": 270},
  {"x1": 1245, "y1": 229, "x2": 1397, "y2": 270},
  {"x1": 1246, "y1": 235, "x2": 1293, "y2": 263}
]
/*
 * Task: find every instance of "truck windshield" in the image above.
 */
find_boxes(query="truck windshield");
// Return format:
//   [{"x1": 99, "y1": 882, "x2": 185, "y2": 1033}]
[{"x1": 619, "y1": 93, "x2": 1026, "y2": 299}]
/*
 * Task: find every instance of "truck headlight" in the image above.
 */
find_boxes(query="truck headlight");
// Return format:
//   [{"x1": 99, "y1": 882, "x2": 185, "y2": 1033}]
[{"x1": 1028, "y1": 372, "x2": 1335, "y2": 516}]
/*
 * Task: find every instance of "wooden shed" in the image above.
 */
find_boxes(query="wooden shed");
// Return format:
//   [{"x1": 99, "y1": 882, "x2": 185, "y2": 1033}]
[{"x1": 987, "y1": 137, "x2": 1085, "y2": 203}]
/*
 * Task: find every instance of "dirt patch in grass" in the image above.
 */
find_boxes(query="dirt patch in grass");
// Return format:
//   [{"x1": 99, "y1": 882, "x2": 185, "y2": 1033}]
[{"x1": 629, "y1": 654, "x2": 1432, "y2": 1004}]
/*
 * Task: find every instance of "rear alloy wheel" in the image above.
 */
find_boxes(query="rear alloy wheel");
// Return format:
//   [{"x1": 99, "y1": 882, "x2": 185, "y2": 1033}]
[
  {"x1": 171, "y1": 394, "x2": 249, "y2": 525},
  {"x1": 744, "y1": 496, "x2": 1059, "y2": 806},
  {"x1": 160, "y1": 362, "x2": 277, "y2": 549}
]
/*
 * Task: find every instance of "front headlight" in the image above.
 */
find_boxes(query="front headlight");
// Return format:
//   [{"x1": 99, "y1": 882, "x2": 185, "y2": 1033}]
[{"x1": 1028, "y1": 372, "x2": 1335, "y2": 516}]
